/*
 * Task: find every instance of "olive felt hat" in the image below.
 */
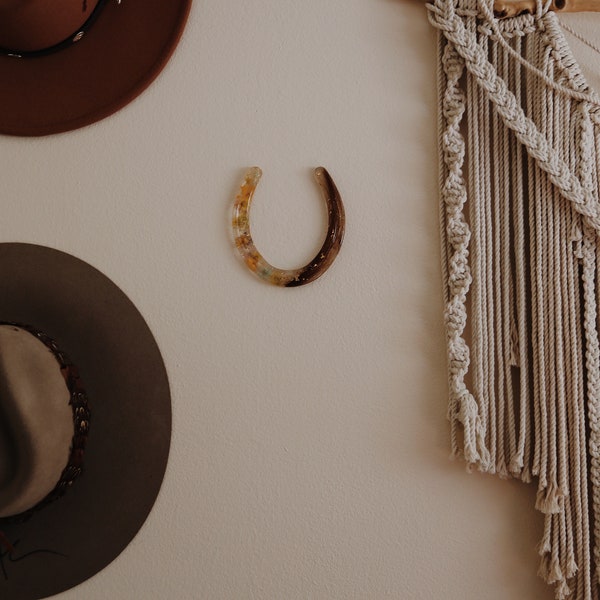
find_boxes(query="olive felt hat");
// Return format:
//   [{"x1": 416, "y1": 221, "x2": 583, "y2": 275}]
[
  {"x1": 0, "y1": 0, "x2": 192, "y2": 136},
  {"x1": 0, "y1": 243, "x2": 171, "y2": 599}
]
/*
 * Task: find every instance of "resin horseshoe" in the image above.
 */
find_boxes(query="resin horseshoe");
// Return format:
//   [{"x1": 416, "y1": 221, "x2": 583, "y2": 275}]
[{"x1": 232, "y1": 167, "x2": 345, "y2": 287}]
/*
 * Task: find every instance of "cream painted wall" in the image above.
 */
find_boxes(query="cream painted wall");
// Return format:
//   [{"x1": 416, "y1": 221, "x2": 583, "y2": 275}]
[{"x1": 5, "y1": 2, "x2": 600, "y2": 599}]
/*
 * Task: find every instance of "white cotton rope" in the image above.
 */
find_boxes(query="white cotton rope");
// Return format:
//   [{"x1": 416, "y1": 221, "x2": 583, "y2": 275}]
[{"x1": 429, "y1": 0, "x2": 600, "y2": 597}]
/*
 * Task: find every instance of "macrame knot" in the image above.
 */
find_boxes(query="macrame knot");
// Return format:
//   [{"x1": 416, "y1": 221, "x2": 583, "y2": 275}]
[
  {"x1": 446, "y1": 209, "x2": 469, "y2": 234},
  {"x1": 447, "y1": 280, "x2": 470, "y2": 302},
  {"x1": 448, "y1": 341, "x2": 470, "y2": 366},
  {"x1": 442, "y1": 44, "x2": 465, "y2": 79},
  {"x1": 443, "y1": 146, "x2": 465, "y2": 168}
]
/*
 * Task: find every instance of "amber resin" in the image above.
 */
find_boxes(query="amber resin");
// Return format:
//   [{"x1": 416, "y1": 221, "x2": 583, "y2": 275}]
[{"x1": 232, "y1": 167, "x2": 345, "y2": 287}]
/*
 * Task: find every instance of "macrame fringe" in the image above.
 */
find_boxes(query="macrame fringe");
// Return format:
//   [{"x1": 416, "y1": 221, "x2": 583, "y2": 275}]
[{"x1": 430, "y1": 0, "x2": 600, "y2": 597}]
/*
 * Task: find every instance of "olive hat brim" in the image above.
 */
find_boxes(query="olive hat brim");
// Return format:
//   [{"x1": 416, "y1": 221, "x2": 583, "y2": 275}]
[{"x1": 0, "y1": 243, "x2": 171, "y2": 599}]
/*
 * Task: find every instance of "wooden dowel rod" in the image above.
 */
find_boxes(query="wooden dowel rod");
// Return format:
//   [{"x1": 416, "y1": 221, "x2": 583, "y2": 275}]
[{"x1": 494, "y1": 0, "x2": 600, "y2": 17}]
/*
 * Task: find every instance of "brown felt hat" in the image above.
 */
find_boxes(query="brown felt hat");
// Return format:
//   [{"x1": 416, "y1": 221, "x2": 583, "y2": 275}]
[
  {"x1": 0, "y1": 0, "x2": 192, "y2": 136},
  {"x1": 0, "y1": 243, "x2": 171, "y2": 599}
]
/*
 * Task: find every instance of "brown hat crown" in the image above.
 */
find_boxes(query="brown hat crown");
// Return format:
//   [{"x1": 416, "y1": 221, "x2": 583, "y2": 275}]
[{"x1": 0, "y1": 0, "x2": 102, "y2": 53}]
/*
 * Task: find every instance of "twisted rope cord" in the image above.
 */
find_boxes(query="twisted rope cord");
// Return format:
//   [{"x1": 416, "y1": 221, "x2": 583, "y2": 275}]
[
  {"x1": 466, "y1": 31, "x2": 489, "y2": 469},
  {"x1": 489, "y1": 40, "x2": 504, "y2": 474},
  {"x1": 578, "y1": 101, "x2": 600, "y2": 586},
  {"x1": 437, "y1": 31, "x2": 458, "y2": 454},
  {"x1": 510, "y1": 34, "x2": 530, "y2": 475},
  {"x1": 479, "y1": 33, "x2": 497, "y2": 468},
  {"x1": 439, "y1": 39, "x2": 484, "y2": 464}
]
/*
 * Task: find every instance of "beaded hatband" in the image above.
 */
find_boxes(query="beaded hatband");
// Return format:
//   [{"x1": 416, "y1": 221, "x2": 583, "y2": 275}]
[{"x1": 0, "y1": 0, "x2": 109, "y2": 59}]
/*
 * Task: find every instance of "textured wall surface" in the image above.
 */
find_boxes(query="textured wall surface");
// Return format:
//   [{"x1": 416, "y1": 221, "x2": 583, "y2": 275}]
[{"x1": 5, "y1": 1, "x2": 600, "y2": 599}]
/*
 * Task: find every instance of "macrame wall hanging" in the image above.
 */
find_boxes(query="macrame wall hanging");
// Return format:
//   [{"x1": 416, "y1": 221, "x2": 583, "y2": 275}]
[{"x1": 428, "y1": 0, "x2": 600, "y2": 597}]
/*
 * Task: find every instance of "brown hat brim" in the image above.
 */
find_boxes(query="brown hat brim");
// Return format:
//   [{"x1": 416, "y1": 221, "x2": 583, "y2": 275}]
[
  {"x1": 0, "y1": 0, "x2": 191, "y2": 136},
  {"x1": 0, "y1": 243, "x2": 171, "y2": 599}
]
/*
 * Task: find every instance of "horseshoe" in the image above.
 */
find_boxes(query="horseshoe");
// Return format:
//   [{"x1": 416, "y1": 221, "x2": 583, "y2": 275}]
[{"x1": 232, "y1": 167, "x2": 345, "y2": 287}]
